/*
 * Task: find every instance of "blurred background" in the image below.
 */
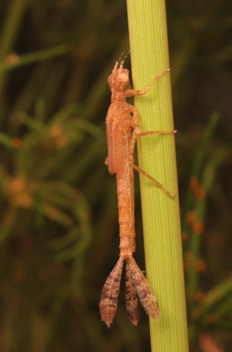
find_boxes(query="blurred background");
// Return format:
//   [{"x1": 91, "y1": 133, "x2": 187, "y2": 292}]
[{"x1": 0, "y1": 0, "x2": 232, "y2": 351}]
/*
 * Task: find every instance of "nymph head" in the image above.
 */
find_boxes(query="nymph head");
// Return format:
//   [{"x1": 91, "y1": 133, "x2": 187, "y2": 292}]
[{"x1": 108, "y1": 60, "x2": 130, "y2": 91}]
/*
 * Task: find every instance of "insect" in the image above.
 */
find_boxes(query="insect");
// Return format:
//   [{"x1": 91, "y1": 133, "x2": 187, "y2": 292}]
[{"x1": 99, "y1": 57, "x2": 176, "y2": 327}]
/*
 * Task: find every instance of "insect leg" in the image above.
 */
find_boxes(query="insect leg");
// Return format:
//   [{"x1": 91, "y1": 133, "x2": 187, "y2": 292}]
[
  {"x1": 129, "y1": 115, "x2": 176, "y2": 197},
  {"x1": 135, "y1": 68, "x2": 171, "y2": 96},
  {"x1": 132, "y1": 164, "x2": 176, "y2": 198},
  {"x1": 138, "y1": 129, "x2": 177, "y2": 136},
  {"x1": 124, "y1": 68, "x2": 171, "y2": 98}
]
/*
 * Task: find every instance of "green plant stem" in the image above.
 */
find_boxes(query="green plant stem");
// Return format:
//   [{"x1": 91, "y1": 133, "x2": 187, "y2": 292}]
[{"x1": 126, "y1": 0, "x2": 189, "y2": 351}]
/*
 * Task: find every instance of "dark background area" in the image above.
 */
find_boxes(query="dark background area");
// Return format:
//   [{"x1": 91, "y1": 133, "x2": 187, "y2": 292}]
[{"x1": 0, "y1": 0, "x2": 232, "y2": 351}]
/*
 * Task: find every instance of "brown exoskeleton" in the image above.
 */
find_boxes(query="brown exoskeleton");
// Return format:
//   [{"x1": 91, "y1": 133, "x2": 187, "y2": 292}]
[{"x1": 100, "y1": 59, "x2": 176, "y2": 327}]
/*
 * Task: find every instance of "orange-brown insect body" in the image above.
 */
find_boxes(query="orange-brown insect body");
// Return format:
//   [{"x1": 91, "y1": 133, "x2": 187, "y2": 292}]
[{"x1": 100, "y1": 59, "x2": 176, "y2": 327}]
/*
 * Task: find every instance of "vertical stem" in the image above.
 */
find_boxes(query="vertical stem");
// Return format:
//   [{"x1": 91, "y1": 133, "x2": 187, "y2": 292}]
[{"x1": 126, "y1": 0, "x2": 189, "y2": 351}]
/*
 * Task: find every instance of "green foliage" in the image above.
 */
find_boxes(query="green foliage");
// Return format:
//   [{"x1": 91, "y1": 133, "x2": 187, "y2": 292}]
[{"x1": 182, "y1": 113, "x2": 232, "y2": 344}]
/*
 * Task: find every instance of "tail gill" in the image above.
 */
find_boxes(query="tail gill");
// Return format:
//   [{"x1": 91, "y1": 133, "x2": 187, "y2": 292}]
[{"x1": 100, "y1": 256, "x2": 159, "y2": 327}]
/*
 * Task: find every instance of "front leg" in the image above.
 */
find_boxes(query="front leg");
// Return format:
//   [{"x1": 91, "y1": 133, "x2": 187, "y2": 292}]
[{"x1": 125, "y1": 68, "x2": 171, "y2": 98}]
